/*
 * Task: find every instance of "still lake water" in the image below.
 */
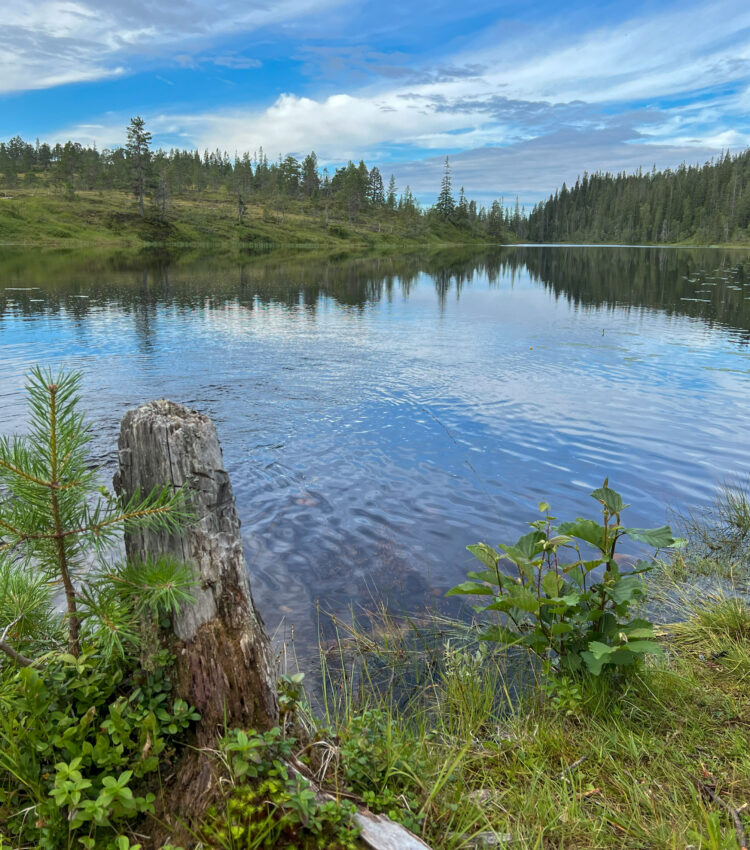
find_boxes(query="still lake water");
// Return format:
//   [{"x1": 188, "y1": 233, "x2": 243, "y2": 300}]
[{"x1": 1, "y1": 246, "x2": 749, "y2": 650}]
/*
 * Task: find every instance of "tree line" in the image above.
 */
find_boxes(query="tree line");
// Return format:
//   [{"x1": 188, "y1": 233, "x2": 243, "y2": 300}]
[
  {"x1": 0, "y1": 120, "x2": 518, "y2": 239},
  {"x1": 7, "y1": 117, "x2": 744, "y2": 244},
  {"x1": 520, "y1": 150, "x2": 750, "y2": 244}
]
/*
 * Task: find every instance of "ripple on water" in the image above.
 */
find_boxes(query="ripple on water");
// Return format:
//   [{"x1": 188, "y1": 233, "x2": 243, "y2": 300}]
[{"x1": 1, "y1": 247, "x2": 750, "y2": 649}]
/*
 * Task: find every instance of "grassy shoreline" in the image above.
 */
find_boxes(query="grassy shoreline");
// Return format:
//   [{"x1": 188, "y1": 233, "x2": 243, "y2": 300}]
[
  {"x1": 301, "y1": 593, "x2": 750, "y2": 849},
  {"x1": 3, "y1": 190, "x2": 750, "y2": 251},
  {"x1": 0, "y1": 188, "x2": 503, "y2": 251}
]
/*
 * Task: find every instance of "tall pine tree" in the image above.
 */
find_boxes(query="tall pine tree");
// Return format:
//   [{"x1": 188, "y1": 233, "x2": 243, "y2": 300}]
[{"x1": 435, "y1": 156, "x2": 455, "y2": 220}]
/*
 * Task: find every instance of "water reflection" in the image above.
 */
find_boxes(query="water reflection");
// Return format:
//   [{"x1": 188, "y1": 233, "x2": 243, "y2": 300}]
[{"x1": 1, "y1": 245, "x2": 749, "y2": 656}]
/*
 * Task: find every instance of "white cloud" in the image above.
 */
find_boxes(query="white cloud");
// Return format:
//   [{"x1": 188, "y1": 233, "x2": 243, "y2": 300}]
[
  {"x1": 0, "y1": 0, "x2": 342, "y2": 93},
  {"x1": 34, "y1": 0, "x2": 750, "y2": 204},
  {"x1": 151, "y1": 0, "x2": 750, "y2": 159},
  {"x1": 389, "y1": 127, "x2": 730, "y2": 207}
]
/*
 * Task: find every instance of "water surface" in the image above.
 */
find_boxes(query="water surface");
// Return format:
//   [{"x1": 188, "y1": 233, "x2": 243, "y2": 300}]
[{"x1": 1, "y1": 246, "x2": 749, "y2": 651}]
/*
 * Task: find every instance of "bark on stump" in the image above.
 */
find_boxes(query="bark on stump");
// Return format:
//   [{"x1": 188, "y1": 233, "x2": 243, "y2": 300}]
[{"x1": 114, "y1": 400, "x2": 278, "y2": 844}]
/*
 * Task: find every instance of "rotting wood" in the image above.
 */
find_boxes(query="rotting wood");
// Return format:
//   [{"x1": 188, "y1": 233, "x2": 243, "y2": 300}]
[
  {"x1": 115, "y1": 399, "x2": 278, "y2": 845},
  {"x1": 287, "y1": 757, "x2": 434, "y2": 850}
]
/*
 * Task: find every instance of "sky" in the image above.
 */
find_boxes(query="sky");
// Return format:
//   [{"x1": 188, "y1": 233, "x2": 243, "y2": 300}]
[{"x1": 2, "y1": 0, "x2": 749, "y2": 206}]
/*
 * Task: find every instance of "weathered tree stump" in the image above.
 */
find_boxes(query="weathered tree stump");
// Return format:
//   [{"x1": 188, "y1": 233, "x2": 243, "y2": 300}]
[{"x1": 115, "y1": 400, "x2": 278, "y2": 844}]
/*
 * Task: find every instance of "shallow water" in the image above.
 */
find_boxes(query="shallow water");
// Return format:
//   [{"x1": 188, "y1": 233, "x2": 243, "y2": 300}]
[{"x1": 1, "y1": 245, "x2": 749, "y2": 652}]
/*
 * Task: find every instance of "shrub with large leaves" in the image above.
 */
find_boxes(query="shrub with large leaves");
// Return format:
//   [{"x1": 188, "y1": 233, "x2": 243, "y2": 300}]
[{"x1": 448, "y1": 481, "x2": 681, "y2": 676}]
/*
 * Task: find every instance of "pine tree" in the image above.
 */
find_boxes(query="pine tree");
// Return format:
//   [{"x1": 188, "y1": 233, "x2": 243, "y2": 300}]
[
  {"x1": 301, "y1": 151, "x2": 319, "y2": 198},
  {"x1": 435, "y1": 156, "x2": 455, "y2": 219},
  {"x1": 0, "y1": 368, "x2": 188, "y2": 660},
  {"x1": 125, "y1": 116, "x2": 152, "y2": 218}
]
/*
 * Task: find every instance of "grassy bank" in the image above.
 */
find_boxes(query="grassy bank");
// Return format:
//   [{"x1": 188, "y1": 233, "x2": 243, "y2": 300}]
[
  {"x1": 298, "y1": 595, "x2": 750, "y2": 849},
  {"x1": 287, "y1": 488, "x2": 750, "y2": 849},
  {"x1": 1, "y1": 369, "x2": 749, "y2": 849},
  {"x1": 0, "y1": 188, "x2": 503, "y2": 249}
]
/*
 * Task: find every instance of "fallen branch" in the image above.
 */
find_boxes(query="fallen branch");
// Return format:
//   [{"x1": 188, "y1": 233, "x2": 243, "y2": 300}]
[
  {"x1": 0, "y1": 616, "x2": 33, "y2": 668},
  {"x1": 287, "y1": 757, "x2": 433, "y2": 850},
  {"x1": 698, "y1": 780, "x2": 748, "y2": 850}
]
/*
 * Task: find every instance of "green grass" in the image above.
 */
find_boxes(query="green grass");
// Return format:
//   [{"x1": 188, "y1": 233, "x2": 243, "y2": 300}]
[
  {"x1": 300, "y1": 600, "x2": 750, "y2": 850},
  {"x1": 0, "y1": 188, "x2": 504, "y2": 249}
]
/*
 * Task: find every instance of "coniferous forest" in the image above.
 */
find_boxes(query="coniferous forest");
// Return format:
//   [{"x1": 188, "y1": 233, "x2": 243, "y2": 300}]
[
  {"x1": 0, "y1": 129, "x2": 517, "y2": 243},
  {"x1": 522, "y1": 149, "x2": 750, "y2": 245},
  {"x1": 1, "y1": 122, "x2": 749, "y2": 245}
]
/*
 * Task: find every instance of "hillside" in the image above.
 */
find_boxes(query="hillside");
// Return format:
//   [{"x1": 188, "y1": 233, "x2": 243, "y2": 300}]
[
  {"x1": 0, "y1": 188, "x2": 507, "y2": 249},
  {"x1": 0, "y1": 134, "x2": 515, "y2": 248}
]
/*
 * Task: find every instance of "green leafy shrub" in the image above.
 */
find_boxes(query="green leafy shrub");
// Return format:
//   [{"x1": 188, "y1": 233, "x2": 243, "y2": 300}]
[
  {"x1": 203, "y1": 727, "x2": 360, "y2": 849},
  {"x1": 0, "y1": 650, "x2": 199, "y2": 848},
  {"x1": 448, "y1": 481, "x2": 680, "y2": 676},
  {"x1": 335, "y1": 709, "x2": 425, "y2": 833},
  {"x1": 0, "y1": 367, "x2": 199, "y2": 847}
]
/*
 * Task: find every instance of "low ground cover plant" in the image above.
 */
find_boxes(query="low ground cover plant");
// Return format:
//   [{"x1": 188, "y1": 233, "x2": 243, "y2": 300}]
[{"x1": 3, "y1": 367, "x2": 748, "y2": 849}]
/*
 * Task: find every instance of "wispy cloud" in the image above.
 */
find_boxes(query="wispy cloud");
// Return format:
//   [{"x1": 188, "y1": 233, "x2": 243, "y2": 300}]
[
  {"x1": 158, "y1": 1, "x2": 749, "y2": 158},
  {"x1": 0, "y1": 0, "x2": 341, "y2": 93},
  {"x1": 11, "y1": 0, "x2": 750, "y2": 203}
]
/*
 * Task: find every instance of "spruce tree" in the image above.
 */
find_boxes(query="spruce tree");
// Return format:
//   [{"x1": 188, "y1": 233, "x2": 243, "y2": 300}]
[
  {"x1": 386, "y1": 174, "x2": 397, "y2": 210},
  {"x1": 435, "y1": 156, "x2": 455, "y2": 219}
]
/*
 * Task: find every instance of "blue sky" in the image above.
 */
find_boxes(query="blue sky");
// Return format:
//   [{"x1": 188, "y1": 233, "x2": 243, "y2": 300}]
[{"x1": 2, "y1": 0, "x2": 749, "y2": 205}]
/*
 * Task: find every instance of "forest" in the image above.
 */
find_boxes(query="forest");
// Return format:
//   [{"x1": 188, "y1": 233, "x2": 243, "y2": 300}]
[
  {"x1": 2, "y1": 119, "x2": 749, "y2": 246},
  {"x1": 0, "y1": 120, "x2": 517, "y2": 242},
  {"x1": 523, "y1": 149, "x2": 750, "y2": 244}
]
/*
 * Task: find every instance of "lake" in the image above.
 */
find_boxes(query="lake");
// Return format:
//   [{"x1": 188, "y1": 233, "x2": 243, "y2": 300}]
[{"x1": 1, "y1": 246, "x2": 749, "y2": 653}]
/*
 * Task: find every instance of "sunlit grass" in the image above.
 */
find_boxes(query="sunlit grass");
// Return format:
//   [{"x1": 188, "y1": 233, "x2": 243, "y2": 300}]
[
  {"x1": 301, "y1": 598, "x2": 750, "y2": 849},
  {"x1": 0, "y1": 187, "x2": 491, "y2": 248}
]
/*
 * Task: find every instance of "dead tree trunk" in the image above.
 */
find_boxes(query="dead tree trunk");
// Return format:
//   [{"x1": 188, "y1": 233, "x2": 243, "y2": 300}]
[{"x1": 114, "y1": 400, "x2": 278, "y2": 842}]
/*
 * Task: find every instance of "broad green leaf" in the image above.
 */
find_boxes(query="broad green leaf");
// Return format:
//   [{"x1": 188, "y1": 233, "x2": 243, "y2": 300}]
[
  {"x1": 541, "y1": 572, "x2": 563, "y2": 597},
  {"x1": 622, "y1": 525, "x2": 676, "y2": 548},
  {"x1": 519, "y1": 632, "x2": 549, "y2": 652},
  {"x1": 546, "y1": 534, "x2": 573, "y2": 547},
  {"x1": 515, "y1": 529, "x2": 546, "y2": 559},
  {"x1": 505, "y1": 587, "x2": 541, "y2": 613},
  {"x1": 609, "y1": 574, "x2": 645, "y2": 605},
  {"x1": 484, "y1": 598, "x2": 518, "y2": 613},
  {"x1": 446, "y1": 582, "x2": 494, "y2": 597},
  {"x1": 550, "y1": 622, "x2": 573, "y2": 635},
  {"x1": 607, "y1": 648, "x2": 637, "y2": 667},
  {"x1": 497, "y1": 543, "x2": 537, "y2": 581},
  {"x1": 559, "y1": 593, "x2": 583, "y2": 606},
  {"x1": 565, "y1": 566, "x2": 585, "y2": 587},
  {"x1": 467, "y1": 543, "x2": 499, "y2": 569},
  {"x1": 620, "y1": 618, "x2": 655, "y2": 638},
  {"x1": 479, "y1": 625, "x2": 520, "y2": 645},
  {"x1": 587, "y1": 640, "x2": 616, "y2": 659},
  {"x1": 467, "y1": 569, "x2": 500, "y2": 585},
  {"x1": 581, "y1": 648, "x2": 610, "y2": 675},
  {"x1": 557, "y1": 519, "x2": 606, "y2": 550},
  {"x1": 538, "y1": 501, "x2": 550, "y2": 513},
  {"x1": 590, "y1": 485, "x2": 629, "y2": 515},
  {"x1": 622, "y1": 640, "x2": 663, "y2": 656}
]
